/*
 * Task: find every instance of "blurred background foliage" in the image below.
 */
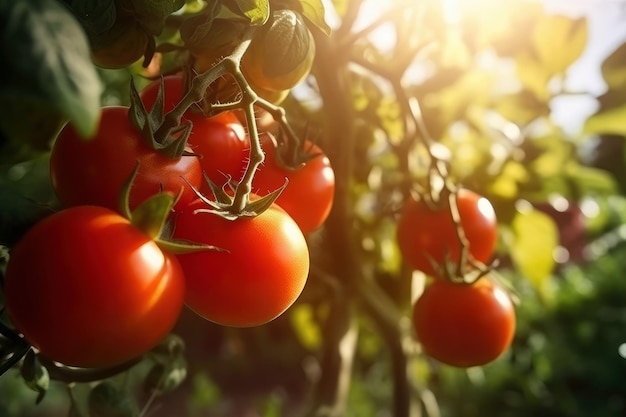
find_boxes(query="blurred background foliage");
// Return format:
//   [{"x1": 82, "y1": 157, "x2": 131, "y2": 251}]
[{"x1": 4, "y1": 0, "x2": 626, "y2": 416}]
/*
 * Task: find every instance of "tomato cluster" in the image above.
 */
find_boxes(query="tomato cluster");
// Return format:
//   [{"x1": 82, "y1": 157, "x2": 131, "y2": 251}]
[
  {"x1": 397, "y1": 189, "x2": 516, "y2": 367},
  {"x1": 3, "y1": 72, "x2": 336, "y2": 368}
]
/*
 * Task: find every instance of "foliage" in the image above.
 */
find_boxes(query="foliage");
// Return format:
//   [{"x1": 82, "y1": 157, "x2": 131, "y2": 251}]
[{"x1": 2, "y1": 0, "x2": 626, "y2": 416}]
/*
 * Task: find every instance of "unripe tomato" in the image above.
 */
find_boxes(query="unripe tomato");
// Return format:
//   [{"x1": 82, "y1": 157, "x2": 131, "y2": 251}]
[{"x1": 241, "y1": 9, "x2": 316, "y2": 93}]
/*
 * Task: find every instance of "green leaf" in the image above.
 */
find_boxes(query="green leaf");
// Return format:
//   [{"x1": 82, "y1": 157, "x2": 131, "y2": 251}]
[
  {"x1": 583, "y1": 104, "x2": 626, "y2": 136},
  {"x1": 61, "y1": 0, "x2": 117, "y2": 37},
  {"x1": 225, "y1": 0, "x2": 270, "y2": 25},
  {"x1": 143, "y1": 358, "x2": 187, "y2": 394},
  {"x1": 289, "y1": 304, "x2": 322, "y2": 350},
  {"x1": 0, "y1": 0, "x2": 102, "y2": 140},
  {"x1": 510, "y1": 208, "x2": 558, "y2": 299},
  {"x1": 566, "y1": 164, "x2": 617, "y2": 195},
  {"x1": 20, "y1": 349, "x2": 49, "y2": 405},
  {"x1": 88, "y1": 382, "x2": 138, "y2": 417},
  {"x1": 297, "y1": 0, "x2": 331, "y2": 35},
  {"x1": 531, "y1": 14, "x2": 587, "y2": 75},
  {"x1": 601, "y1": 41, "x2": 626, "y2": 89},
  {"x1": 129, "y1": 0, "x2": 186, "y2": 35}
]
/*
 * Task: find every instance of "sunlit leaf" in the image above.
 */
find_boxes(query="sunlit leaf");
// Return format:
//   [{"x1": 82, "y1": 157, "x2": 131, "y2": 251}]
[
  {"x1": 531, "y1": 14, "x2": 588, "y2": 75},
  {"x1": 515, "y1": 51, "x2": 552, "y2": 102},
  {"x1": 297, "y1": 0, "x2": 331, "y2": 35},
  {"x1": 566, "y1": 164, "x2": 617, "y2": 195},
  {"x1": 583, "y1": 104, "x2": 626, "y2": 136},
  {"x1": 601, "y1": 41, "x2": 626, "y2": 89},
  {"x1": 225, "y1": 0, "x2": 270, "y2": 24},
  {"x1": 289, "y1": 304, "x2": 322, "y2": 350},
  {"x1": 510, "y1": 208, "x2": 558, "y2": 299}
]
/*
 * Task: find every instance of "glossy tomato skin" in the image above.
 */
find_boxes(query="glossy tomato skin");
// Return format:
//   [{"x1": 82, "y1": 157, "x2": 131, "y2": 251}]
[
  {"x1": 396, "y1": 189, "x2": 497, "y2": 276},
  {"x1": 413, "y1": 277, "x2": 515, "y2": 367},
  {"x1": 50, "y1": 106, "x2": 202, "y2": 212},
  {"x1": 252, "y1": 139, "x2": 335, "y2": 234},
  {"x1": 4, "y1": 206, "x2": 185, "y2": 368},
  {"x1": 173, "y1": 198, "x2": 310, "y2": 327},
  {"x1": 140, "y1": 76, "x2": 250, "y2": 185}
]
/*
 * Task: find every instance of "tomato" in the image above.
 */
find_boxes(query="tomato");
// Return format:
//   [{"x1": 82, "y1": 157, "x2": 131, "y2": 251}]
[
  {"x1": 396, "y1": 189, "x2": 497, "y2": 277},
  {"x1": 172, "y1": 198, "x2": 310, "y2": 327},
  {"x1": 4, "y1": 206, "x2": 185, "y2": 368},
  {"x1": 412, "y1": 277, "x2": 516, "y2": 367},
  {"x1": 140, "y1": 76, "x2": 250, "y2": 185},
  {"x1": 252, "y1": 138, "x2": 335, "y2": 234},
  {"x1": 49, "y1": 106, "x2": 202, "y2": 212},
  {"x1": 241, "y1": 9, "x2": 315, "y2": 93}
]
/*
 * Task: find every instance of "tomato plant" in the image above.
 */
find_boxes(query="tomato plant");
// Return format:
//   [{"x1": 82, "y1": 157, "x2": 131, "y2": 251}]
[
  {"x1": 3, "y1": 205, "x2": 185, "y2": 368},
  {"x1": 412, "y1": 277, "x2": 516, "y2": 368},
  {"x1": 396, "y1": 189, "x2": 498, "y2": 277},
  {"x1": 172, "y1": 197, "x2": 310, "y2": 327},
  {"x1": 140, "y1": 76, "x2": 251, "y2": 185},
  {"x1": 49, "y1": 106, "x2": 203, "y2": 211},
  {"x1": 252, "y1": 137, "x2": 335, "y2": 234}
]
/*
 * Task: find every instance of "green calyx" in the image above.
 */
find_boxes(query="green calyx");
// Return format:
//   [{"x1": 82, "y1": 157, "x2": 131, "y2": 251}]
[
  {"x1": 119, "y1": 163, "x2": 225, "y2": 255},
  {"x1": 188, "y1": 173, "x2": 287, "y2": 221},
  {"x1": 127, "y1": 78, "x2": 192, "y2": 159}
]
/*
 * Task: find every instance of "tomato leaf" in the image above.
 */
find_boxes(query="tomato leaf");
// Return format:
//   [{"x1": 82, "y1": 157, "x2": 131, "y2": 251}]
[
  {"x1": 88, "y1": 382, "x2": 138, "y2": 417},
  {"x1": 296, "y1": 0, "x2": 331, "y2": 35},
  {"x1": 20, "y1": 350, "x2": 49, "y2": 405},
  {"x1": 266, "y1": 0, "x2": 330, "y2": 34},
  {"x1": 584, "y1": 104, "x2": 626, "y2": 136},
  {"x1": 600, "y1": 41, "x2": 626, "y2": 89},
  {"x1": 0, "y1": 0, "x2": 102, "y2": 141},
  {"x1": 127, "y1": 0, "x2": 186, "y2": 36},
  {"x1": 510, "y1": 208, "x2": 558, "y2": 299},
  {"x1": 530, "y1": 14, "x2": 587, "y2": 75},
  {"x1": 143, "y1": 357, "x2": 188, "y2": 394},
  {"x1": 289, "y1": 304, "x2": 322, "y2": 350},
  {"x1": 224, "y1": 0, "x2": 270, "y2": 25},
  {"x1": 60, "y1": 0, "x2": 117, "y2": 37}
]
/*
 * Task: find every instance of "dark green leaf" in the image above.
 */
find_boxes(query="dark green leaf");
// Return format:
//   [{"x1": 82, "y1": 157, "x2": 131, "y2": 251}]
[
  {"x1": 88, "y1": 382, "x2": 138, "y2": 417},
  {"x1": 0, "y1": 0, "x2": 102, "y2": 140},
  {"x1": 20, "y1": 349, "x2": 49, "y2": 404},
  {"x1": 128, "y1": 0, "x2": 186, "y2": 35},
  {"x1": 143, "y1": 357, "x2": 187, "y2": 394},
  {"x1": 61, "y1": 0, "x2": 117, "y2": 37}
]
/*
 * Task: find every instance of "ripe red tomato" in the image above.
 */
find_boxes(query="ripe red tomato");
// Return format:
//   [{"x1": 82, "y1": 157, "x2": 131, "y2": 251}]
[
  {"x1": 412, "y1": 277, "x2": 516, "y2": 367},
  {"x1": 252, "y1": 138, "x2": 335, "y2": 234},
  {"x1": 140, "y1": 76, "x2": 250, "y2": 185},
  {"x1": 4, "y1": 206, "x2": 185, "y2": 368},
  {"x1": 50, "y1": 106, "x2": 202, "y2": 212},
  {"x1": 172, "y1": 198, "x2": 310, "y2": 327},
  {"x1": 396, "y1": 189, "x2": 497, "y2": 277}
]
